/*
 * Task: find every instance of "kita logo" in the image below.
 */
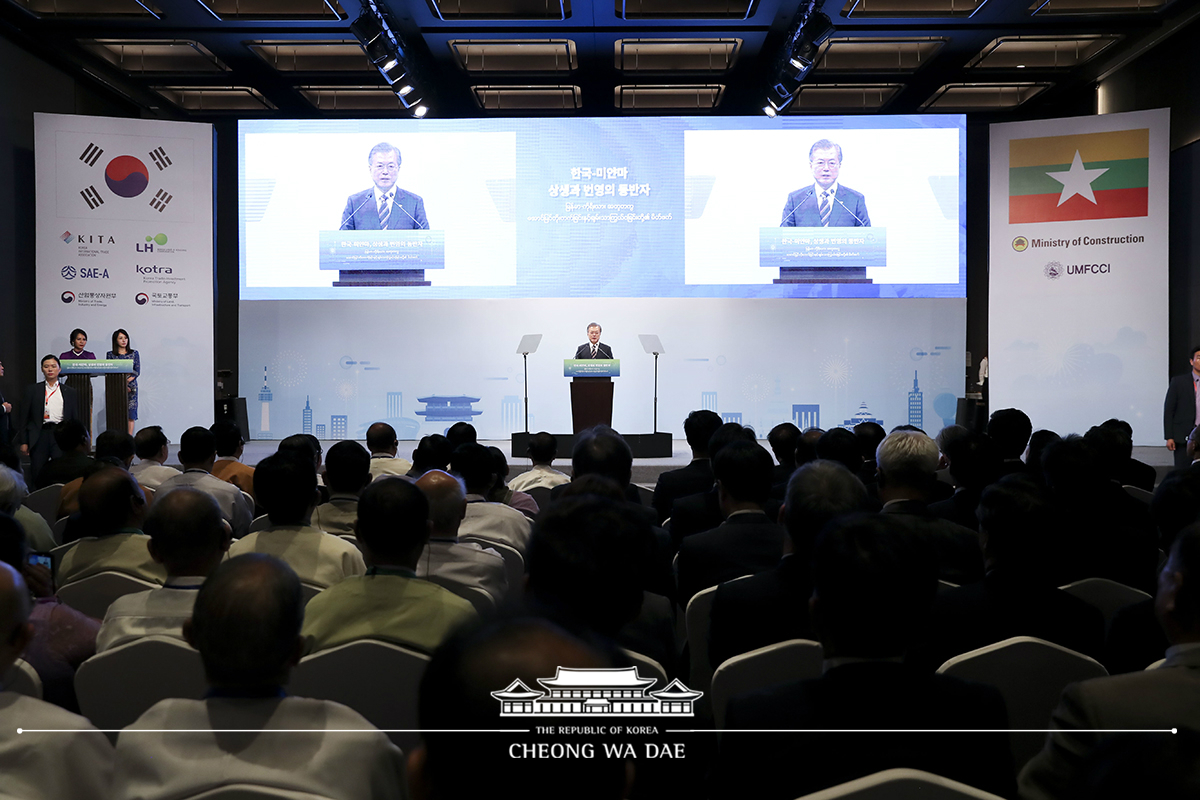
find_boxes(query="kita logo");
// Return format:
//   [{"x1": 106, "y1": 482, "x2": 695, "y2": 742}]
[{"x1": 61, "y1": 231, "x2": 72, "y2": 243}]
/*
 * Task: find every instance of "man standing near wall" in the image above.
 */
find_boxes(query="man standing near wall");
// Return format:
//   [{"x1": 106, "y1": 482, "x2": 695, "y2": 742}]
[{"x1": 1164, "y1": 346, "x2": 1200, "y2": 469}]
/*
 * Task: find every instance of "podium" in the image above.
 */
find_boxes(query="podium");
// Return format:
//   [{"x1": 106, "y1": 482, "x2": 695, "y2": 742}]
[
  {"x1": 565, "y1": 359, "x2": 619, "y2": 434},
  {"x1": 60, "y1": 359, "x2": 136, "y2": 434}
]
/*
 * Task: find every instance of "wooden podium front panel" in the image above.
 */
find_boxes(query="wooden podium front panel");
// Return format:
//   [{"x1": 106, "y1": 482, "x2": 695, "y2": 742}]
[
  {"x1": 570, "y1": 377, "x2": 614, "y2": 434},
  {"x1": 61, "y1": 374, "x2": 93, "y2": 438},
  {"x1": 105, "y1": 375, "x2": 128, "y2": 432}
]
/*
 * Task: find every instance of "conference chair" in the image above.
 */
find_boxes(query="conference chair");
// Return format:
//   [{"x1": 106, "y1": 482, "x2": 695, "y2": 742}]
[
  {"x1": 22, "y1": 483, "x2": 64, "y2": 527},
  {"x1": 794, "y1": 768, "x2": 1007, "y2": 800},
  {"x1": 1122, "y1": 485, "x2": 1154, "y2": 504},
  {"x1": 1059, "y1": 577, "x2": 1152, "y2": 629},
  {"x1": 2, "y1": 658, "x2": 43, "y2": 699},
  {"x1": 937, "y1": 636, "x2": 1108, "y2": 771},
  {"x1": 57, "y1": 571, "x2": 160, "y2": 619},
  {"x1": 48, "y1": 540, "x2": 76, "y2": 580},
  {"x1": 290, "y1": 639, "x2": 430, "y2": 753},
  {"x1": 460, "y1": 534, "x2": 524, "y2": 600},
  {"x1": 50, "y1": 515, "x2": 70, "y2": 546},
  {"x1": 178, "y1": 786, "x2": 338, "y2": 800},
  {"x1": 524, "y1": 486, "x2": 553, "y2": 515},
  {"x1": 75, "y1": 635, "x2": 207, "y2": 735},
  {"x1": 1146, "y1": 657, "x2": 1167, "y2": 670},
  {"x1": 710, "y1": 639, "x2": 823, "y2": 729},
  {"x1": 620, "y1": 647, "x2": 668, "y2": 691},
  {"x1": 248, "y1": 514, "x2": 271, "y2": 533},
  {"x1": 300, "y1": 583, "x2": 324, "y2": 605},
  {"x1": 685, "y1": 576, "x2": 750, "y2": 703}
]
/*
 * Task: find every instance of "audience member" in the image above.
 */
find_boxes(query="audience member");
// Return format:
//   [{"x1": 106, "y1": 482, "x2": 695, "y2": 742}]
[
  {"x1": 445, "y1": 421, "x2": 477, "y2": 451},
  {"x1": 311, "y1": 440, "x2": 371, "y2": 535},
  {"x1": 36, "y1": 418, "x2": 96, "y2": 489},
  {"x1": 1024, "y1": 428, "x2": 1062, "y2": 486},
  {"x1": 852, "y1": 420, "x2": 887, "y2": 489},
  {"x1": 485, "y1": 445, "x2": 538, "y2": 518},
  {"x1": 1019, "y1": 522, "x2": 1200, "y2": 800},
  {"x1": 718, "y1": 514, "x2": 1015, "y2": 799},
  {"x1": 0, "y1": 513, "x2": 101, "y2": 712},
  {"x1": 767, "y1": 422, "x2": 802, "y2": 487},
  {"x1": 652, "y1": 409, "x2": 721, "y2": 524},
  {"x1": 928, "y1": 430, "x2": 1001, "y2": 531},
  {"x1": 113, "y1": 554, "x2": 406, "y2": 800},
  {"x1": 95, "y1": 488, "x2": 231, "y2": 652},
  {"x1": 506, "y1": 431, "x2": 571, "y2": 493},
  {"x1": 129, "y1": 425, "x2": 179, "y2": 489},
  {"x1": 227, "y1": 452, "x2": 365, "y2": 588},
  {"x1": 0, "y1": 464, "x2": 55, "y2": 552},
  {"x1": 668, "y1": 422, "x2": 760, "y2": 546},
  {"x1": 0, "y1": 560, "x2": 113, "y2": 800},
  {"x1": 155, "y1": 426, "x2": 252, "y2": 539},
  {"x1": 875, "y1": 430, "x2": 983, "y2": 585},
  {"x1": 909, "y1": 476, "x2": 1105, "y2": 672},
  {"x1": 366, "y1": 422, "x2": 413, "y2": 479},
  {"x1": 796, "y1": 426, "x2": 823, "y2": 467},
  {"x1": 57, "y1": 467, "x2": 165, "y2": 587},
  {"x1": 303, "y1": 478, "x2": 476, "y2": 654},
  {"x1": 406, "y1": 434, "x2": 453, "y2": 479},
  {"x1": 709, "y1": 459, "x2": 869, "y2": 669},
  {"x1": 58, "y1": 429, "x2": 141, "y2": 518},
  {"x1": 414, "y1": 470, "x2": 508, "y2": 605},
  {"x1": 1099, "y1": 418, "x2": 1157, "y2": 491},
  {"x1": 816, "y1": 426, "x2": 863, "y2": 474},
  {"x1": 676, "y1": 439, "x2": 785, "y2": 604},
  {"x1": 453, "y1": 443, "x2": 533, "y2": 556},
  {"x1": 209, "y1": 420, "x2": 255, "y2": 500},
  {"x1": 989, "y1": 407, "x2": 1033, "y2": 476}
]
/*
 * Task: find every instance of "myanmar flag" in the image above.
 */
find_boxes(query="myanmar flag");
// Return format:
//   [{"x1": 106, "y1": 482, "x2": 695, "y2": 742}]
[{"x1": 1008, "y1": 129, "x2": 1149, "y2": 224}]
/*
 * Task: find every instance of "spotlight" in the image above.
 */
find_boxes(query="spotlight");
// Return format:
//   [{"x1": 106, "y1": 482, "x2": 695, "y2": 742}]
[
  {"x1": 397, "y1": 85, "x2": 414, "y2": 97},
  {"x1": 762, "y1": 104, "x2": 777, "y2": 118},
  {"x1": 413, "y1": 105, "x2": 428, "y2": 118}
]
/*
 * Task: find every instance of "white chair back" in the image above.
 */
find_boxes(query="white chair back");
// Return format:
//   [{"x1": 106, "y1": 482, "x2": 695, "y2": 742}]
[
  {"x1": 1058, "y1": 576, "x2": 1152, "y2": 628},
  {"x1": 620, "y1": 648, "x2": 668, "y2": 691},
  {"x1": 2, "y1": 658, "x2": 43, "y2": 699},
  {"x1": 248, "y1": 514, "x2": 271, "y2": 533},
  {"x1": 460, "y1": 535, "x2": 524, "y2": 601},
  {"x1": 182, "y1": 786, "x2": 338, "y2": 800},
  {"x1": 710, "y1": 639, "x2": 824, "y2": 729},
  {"x1": 290, "y1": 639, "x2": 431, "y2": 753},
  {"x1": 300, "y1": 583, "x2": 323, "y2": 605},
  {"x1": 794, "y1": 767, "x2": 1008, "y2": 800},
  {"x1": 57, "y1": 571, "x2": 160, "y2": 619},
  {"x1": 937, "y1": 636, "x2": 1108, "y2": 771},
  {"x1": 1122, "y1": 485, "x2": 1153, "y2": 504},
  {"x1": 685, "y1": 576, "x2": 750, "y2": 703},
  {"x1": 50, "y1": 516, "x2": 70, "y2": 546},
  {"x1": 75, "y1": 635, "x2": 207, "y2": 733},
  {"x1": 22, "y1": 484, "x2": 64, "y2": 527}
]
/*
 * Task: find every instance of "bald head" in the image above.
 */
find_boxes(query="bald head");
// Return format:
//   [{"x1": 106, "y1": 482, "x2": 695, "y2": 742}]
[
  {"x1": 79, "y1": 466, "x2": 147, "y2": 534},
  {"x1": 366, "y1": 422, "x2": 398, "y2": 456},
  {"x1": 146, "y1": 488, "x2": 230, "y2": 575},
  {"x1": 0, "y1": 562, "x2": 33, "y2": 675},
  {"x1": 416, "y1": 469, "x2": 467, "y2": 537},
  {"x1": 186, "y1": 554, "x2": 303, "y2": 689}
]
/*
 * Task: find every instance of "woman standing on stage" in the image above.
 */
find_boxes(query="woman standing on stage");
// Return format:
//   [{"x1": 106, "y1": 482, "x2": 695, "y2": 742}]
[
  {"x1": 107, "y1": 328, "x2": 140, "y2": 434},
  {"x1": 60, "y1": 328, "x2": 96, "y2": 361}
]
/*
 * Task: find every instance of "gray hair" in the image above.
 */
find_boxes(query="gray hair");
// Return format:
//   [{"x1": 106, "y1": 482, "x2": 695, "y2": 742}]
[{"x1": 0, "y1": 466, "x2": 27, "y2": 516}]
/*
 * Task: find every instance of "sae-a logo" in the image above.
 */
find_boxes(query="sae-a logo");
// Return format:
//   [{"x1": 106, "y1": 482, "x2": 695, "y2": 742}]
[{"x1": 492, "y1": 667, "x2": 702, "y2": 717}]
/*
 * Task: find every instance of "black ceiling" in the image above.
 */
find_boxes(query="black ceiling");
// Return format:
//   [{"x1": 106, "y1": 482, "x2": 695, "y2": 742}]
[{"x1": 1, "y1": 0, "x2": 1197, "y2": 119}]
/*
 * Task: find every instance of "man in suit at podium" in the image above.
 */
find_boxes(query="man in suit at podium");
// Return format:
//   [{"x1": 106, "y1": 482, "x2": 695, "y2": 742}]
[
  {"x1": 340, "y1": 142, "x2": 428, "y2": 231},
  {"x1": 574, "y1": 323, "x2": 613, "y2": 359},
  {"x1": 781, "y1": 139, "x2": 871, "y2": 228}
]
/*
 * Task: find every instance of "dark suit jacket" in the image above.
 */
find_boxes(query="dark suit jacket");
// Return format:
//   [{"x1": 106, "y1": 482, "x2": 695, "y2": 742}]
[
  {"x1": 780, "y1": 184, "x2": 870, "y2": 227},
  {"x1": 719, "y1": 661, "x2": 1016, "y2": 800},
  {"x1": 573, "y1": 342, "x2": 613, "y2": 359},
  {"x1": 907, "y1": 567, "x2": 1106, "y2": 673},
  {"x1": 1164, "y1": 371, "x2": 1197, "y2": 443},
  {"x1": 879, "y1": 499, "x2": 984, "y2": 586},
  {"x1": 36, "y1": 452, "x2": 100, "y2": 491},
  {"x1": 651, "y1": 459, "x2": 712, "y2": 524},
  {"x1": 928, "y1": 486, "x2": 983, "y2": 531},
  {"x1": 340, "y1": 187, "x2": 427, "y2": 230},
  {"x1": 708, "y1": 553, "x2": 815, "y2": 670},
  {"x1": 0, "y1": 385, "x2": 9, "y2": 444},
  {"x1": 16, "y1": 382, "x2": 80, "y2": 449},
  {"x1": 675, "y1": 511, "x2": 786, "y2": 604}
]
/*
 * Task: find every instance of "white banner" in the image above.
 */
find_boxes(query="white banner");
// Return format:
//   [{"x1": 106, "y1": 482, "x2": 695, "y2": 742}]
[
  {"x1": 35, "y1": 113, "x2": 214, "y2": 441},
  {"x1": 989, "y1": 108, "x2": 1169, "y2": 444}
]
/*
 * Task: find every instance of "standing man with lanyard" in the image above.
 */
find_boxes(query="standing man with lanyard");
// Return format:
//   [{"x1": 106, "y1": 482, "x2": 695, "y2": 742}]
[
  {"x1": 1164, "y1": 345, "x2": 1200, "y2": 469},
  {"x1": 16, "y1": 355, "x2": 81, "y2": 481}
]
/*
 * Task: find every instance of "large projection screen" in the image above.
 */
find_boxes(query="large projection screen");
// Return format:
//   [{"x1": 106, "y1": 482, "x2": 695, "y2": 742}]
[{"x1": 239, "y1": 116, "x2": 966, "y2": 441}]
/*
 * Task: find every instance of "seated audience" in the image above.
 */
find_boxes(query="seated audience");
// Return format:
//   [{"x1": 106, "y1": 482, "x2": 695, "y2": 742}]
[
  {"x1": 876, "y1": 430, "x2": 983, "y2": 585},
  {"x1": 718, "y1": 514, "x2": 1015, "y2": 799},
  {"x1": 405, "y1": 434, "x2": 453, "y2": 479},
  {"x1": 1019, "y1": 522, "x2": 1200, "y2": 800},
  {"x1": 1099, "y1": 418, "x2": 1157, "y2": 492},
  {"x1": 302, "y1": 478, "x2": 476, "y2": 654},
  {"x1": 366, "y1": 422, "x2": 413, "y2": 479},
  {"x1": 36, "y1": 418, "x2": 97, "y2": 489},
  {"x1": 209, "y1": 420, "x2": 255, "y2": 501},
  {"x1": 453, "y1": 443, "x2": 533, "y2": 556},
  {"x1": 0, "y1": 513, "x2": 100, "y2": 713},
  {"x1": 410, "y1": 618, "x2": 631, "y2": 800},
  {"x1": 652, "y1": 409, "x2": 722, "y2": 524},
  {"x1": 767, "y1": 421, "x2": 802, "y2": 488},
  {"x1": 58, "y1": 429, "x2": 142, "y2": 518},
  {"x1": 667, "y1": 422, "x2": 759, "y2": 546},
  {"x1": 129, "y1": 425, "x2": 180, "y2": 490},
  {"x1": 311, "y1": 440, "x2": 371, "y2": 535},
  {"x1": 909, "y1": 476, "x2": 1105, "y2": 672},
  {"x1": 816, "y1": 426, "x2": 864, "y2": 475},
  {"x1": 928, "y1": 430, "x2": 1002, "y2": 531},
  {"x1": 57, "y1": 467, "x2": 165, "y2": 587},
  {"x1": 155, "y1": 426, "x2": 252, "y2": 539},
  {"x1": 989, "y1": 407, "x2": 1033, "y2": 477},
  {"x1": 852, "y1": 420, "x2": 887, "y2": 490},
  {"x1": 709, "y1": 459, "x2": 869, "y2": 669},
  {"x1": 676, "y1": 439, "x2": 785, "y2": 604},
  {"x1": 113, "y1": 554, "x2": 406, "y2": 800},
  {"x1": 278, "y1": 434, "x2": 327, "y2": 496},
  {"x1": 445, "y1": 421, "x2": 477, "y2": 451},
  {"x1": 506, "y1": 431, "x2": 571, "y2": 493},
  {"x1": 0, "y1": 561, "x2": 113, "y2": 800},
  {"x1": 227, "y1": 452, "x2": 365, "y2": 588},
  {"x1": 95, "y1": 488, "x2": 231, "y2": 652},
  {"x1": 486, "y1": 445, "x2": 538, "y2": 518},
  {"x1": 414, "y1": 469, "x2": 508, "y2": 605},
  {"x1": 0, "y1": 464, "x2": 55, "y2": 552}
]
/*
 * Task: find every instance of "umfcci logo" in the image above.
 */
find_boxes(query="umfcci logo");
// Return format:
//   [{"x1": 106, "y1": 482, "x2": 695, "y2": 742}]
[{"x1": 1044, "y1": 262, "x2": 1064, "y2": 280}]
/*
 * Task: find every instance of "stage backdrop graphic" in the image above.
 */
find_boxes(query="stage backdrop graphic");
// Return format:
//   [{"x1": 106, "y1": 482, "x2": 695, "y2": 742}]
[
  {"x1": 35, "y1": 112, "x2": 214, "y2": 441},
  {"x1": 989, "y1": 108, "x2": 1169, "y2": 445}
]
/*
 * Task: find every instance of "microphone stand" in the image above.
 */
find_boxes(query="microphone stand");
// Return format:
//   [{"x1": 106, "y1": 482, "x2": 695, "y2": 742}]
[
  {"x1": 652, "y1": 350, "x2": 660, "y2": 433},
  {"x1": 523, "y1": 351, "x2": 530, "y2": 433}
]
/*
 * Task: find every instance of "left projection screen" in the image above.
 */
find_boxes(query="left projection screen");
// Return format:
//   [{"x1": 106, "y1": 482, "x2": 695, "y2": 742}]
[{"x1": 35, "y1": 113, "x2": 214, "y2": 442}]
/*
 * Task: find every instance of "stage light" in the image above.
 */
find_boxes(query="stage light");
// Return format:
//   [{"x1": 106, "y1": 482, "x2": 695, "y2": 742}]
[
  {"x1": 762, "y1": 104, "x2": 777, "y2": 118},
  {"x1": 413, "y1": 105, "x2": 428, "y2": 118},
  {"x1": 352, "y1": 3, "x2": 431, "y2": 119},
  {"x1": 397, "y1": 85, "x2": 414, "y2": 97}
]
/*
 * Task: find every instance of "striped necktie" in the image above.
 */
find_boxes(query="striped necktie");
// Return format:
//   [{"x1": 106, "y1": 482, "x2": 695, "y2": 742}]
[
  {"x1": 378, "y1": 192, "x2": 394, "y2": 230},
  {"x1": 820, "y1": 189, "x2": 833, "y2": 226}
]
